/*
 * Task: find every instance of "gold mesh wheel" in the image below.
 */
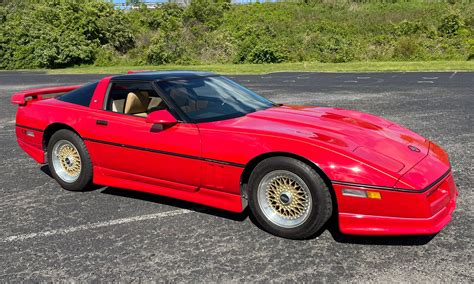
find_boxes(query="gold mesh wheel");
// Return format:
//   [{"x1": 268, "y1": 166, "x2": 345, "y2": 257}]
[
  {"x1": 52, "y1": 140, "x2": 82, "y2": 183},
  {"x1": 257, "y1": 170, "x2": 312, "y2": 228},
  {"x1": 266, "y1": 175, "x2": 310, "y2": 219}
]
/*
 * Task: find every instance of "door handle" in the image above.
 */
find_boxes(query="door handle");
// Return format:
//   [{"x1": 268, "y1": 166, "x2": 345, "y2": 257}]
[{"x1": 96, "y1": 120, "x2": 108, "y2": 126}]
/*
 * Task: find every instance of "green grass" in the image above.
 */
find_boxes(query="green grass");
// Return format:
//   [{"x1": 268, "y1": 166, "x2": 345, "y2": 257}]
[{"x1": 44, "y1": 61, "x2": 474, "y2": 75}]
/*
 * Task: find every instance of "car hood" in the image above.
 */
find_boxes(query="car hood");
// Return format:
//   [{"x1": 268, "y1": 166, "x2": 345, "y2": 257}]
[{"x1": 237, "y1": 105, "x2": 430, "y2": 175}]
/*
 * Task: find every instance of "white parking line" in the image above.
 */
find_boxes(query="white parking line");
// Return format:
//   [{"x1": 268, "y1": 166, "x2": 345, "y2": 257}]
[
  {"x1": 356, "y1": 76, "x2": 370, "y2": 79},
  {"x1": 449, "y1": 71, "x2": 457, "y2": 79},
  {"x1": 422, "y1": 77, "x2": 438, "y2": 80},
  {"x1": 344, "y1": 80, "x2": 358, "y2": 83},
  {"x1": 1, "y1": 209, "x2": 192, "y2": 243},
  {"x1": 417, "y1": 81, "x2": 434, "y2": 84}
]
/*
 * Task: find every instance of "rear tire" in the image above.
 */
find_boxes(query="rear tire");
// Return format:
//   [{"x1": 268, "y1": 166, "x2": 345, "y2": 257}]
[
  {"x1": 47, "y1": 129, "x2": 93, "y2": 191},
  {"x1": 248, "y1": 157, "x2": 332, "y2": 239}
]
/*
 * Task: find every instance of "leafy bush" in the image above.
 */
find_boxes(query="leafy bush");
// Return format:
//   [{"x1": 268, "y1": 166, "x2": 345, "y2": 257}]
[
  {"x1": 394, "y1": 20, "x2": 426, "y2": 36},
  {"x1": 315, "y1": 36, "x2": 356, "y2": 63},
  {"x1": 94, "y1": 46, "x2": 121, "y2": 67},
  {"x1": 394, "y1": 36, "x2": 419, "y2": 60},
  {"x1": 246, "y1": 44, "x2": 287, "y2": 64},
  {"x1": 438, "y1": 14, "x2": 464, "y2": 37},
  {"x1": 184, "y1": 0, "x2": 230, "y2": 30},
  {"x1": 146, "y1": 29, "x2": 188, "y2": 64},
  {"x1": 468, "y1": 38, "x2": 474, "y2": 60},
  {"x1": 198, "y1": 29, "x2": 236, "y2": 63},
  {"x1": 232, "y1": 24, "x2": 288, "y2": 63},
  {"x1": 0, "y1": 0, "x2": 134, "y2": 69}
]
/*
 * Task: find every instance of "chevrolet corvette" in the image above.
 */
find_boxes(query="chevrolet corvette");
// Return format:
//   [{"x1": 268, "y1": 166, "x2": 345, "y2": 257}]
[{"x1": 11, "y1": 71, "x2": 458, "y2": 239}]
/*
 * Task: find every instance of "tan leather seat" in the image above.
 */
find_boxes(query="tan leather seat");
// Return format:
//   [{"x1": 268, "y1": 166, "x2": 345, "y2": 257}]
[
  {"x1": 148, "y1": 96, "x2": 163, "y2": 110},
  {"x1": 124, "y1": 91, "x2": 149, "y2": 117},
  {"x1": 112, "y1": 99, "x2": 125, "y2": 113}
]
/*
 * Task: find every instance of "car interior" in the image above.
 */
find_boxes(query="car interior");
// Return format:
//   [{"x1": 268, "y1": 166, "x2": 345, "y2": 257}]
[
  {"x1": 157, "y1": 79, "x2": 234, "y2": 121},
  {"x1": 106, "y1": 78, "x2": 265, "y2": 122},
  {"x1": 107, "y1": 83, "x2": 166, "y2": 118},
  {"x1": 169, "y1": 87, "x2": 208, "y2": 114},
  {"x1": 107, "y1": 81, "x2": 214, "y2": 119}
]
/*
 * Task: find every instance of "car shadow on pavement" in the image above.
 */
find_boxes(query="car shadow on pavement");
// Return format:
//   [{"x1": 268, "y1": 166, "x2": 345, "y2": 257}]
[
  {"x1": 40, "y1": 166, "x2": 101, "y2": 192},
  {"x1": 40, "y1": 165, "x2": 435, "y2": 245},
  {"x1": 100, "y1": 186, "x2": 249, "y2": 222},
  {"x1": 40, "y1": 165, "x2": 246, "y2": 222},
  {"x1": 101, "y1": 186, "x2": 436, "y2": 246}
]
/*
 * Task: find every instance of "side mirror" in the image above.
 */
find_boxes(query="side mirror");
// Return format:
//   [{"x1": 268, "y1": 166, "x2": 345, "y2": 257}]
[{"x1": 146, "y1": 110, "x2": 178, "y2": 126}]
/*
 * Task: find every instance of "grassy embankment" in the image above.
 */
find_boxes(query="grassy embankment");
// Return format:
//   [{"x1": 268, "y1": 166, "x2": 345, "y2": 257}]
[
  {"x1": 1, "y1": 1, "x2": 473, "y2": 73},
  {"x1": 46, "y1": 61, "x2": 474, "y2": 75}
]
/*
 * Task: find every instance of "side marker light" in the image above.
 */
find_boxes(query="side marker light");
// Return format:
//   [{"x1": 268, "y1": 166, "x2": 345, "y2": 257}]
[{"x1": 342, "y1": 188, "x2": 381, "y2": 199}]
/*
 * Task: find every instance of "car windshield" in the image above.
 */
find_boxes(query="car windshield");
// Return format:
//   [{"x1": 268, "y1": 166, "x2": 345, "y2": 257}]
[{"x1": 156, "y1": 76, "x2": 275, "y2": 122}]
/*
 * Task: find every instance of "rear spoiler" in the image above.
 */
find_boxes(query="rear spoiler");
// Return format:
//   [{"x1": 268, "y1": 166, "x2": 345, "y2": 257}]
[{"x1": 11, "y1": 85, "x2": 82, "y2": 106}]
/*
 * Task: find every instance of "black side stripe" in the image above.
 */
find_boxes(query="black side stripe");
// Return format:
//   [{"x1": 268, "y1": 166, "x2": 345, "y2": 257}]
[
  {"x1": 331, "y1": 181, "x2": 419, "y2": 193},
  {"x1": 331, "y1": 168, "x2": 451, "y2": 193},
  {"x1": 15, "y1": 124, "x2": 44, "y2": 132},
  {"x1": 201, "y1": 158, "x2": 245, "y2": 168},
  {"x1": 83, "y1": 137, "x2": 245, "y2": 168}
]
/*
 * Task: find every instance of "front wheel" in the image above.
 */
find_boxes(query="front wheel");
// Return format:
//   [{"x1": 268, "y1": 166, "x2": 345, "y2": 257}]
[
  {"x1": 47, "y1": 129, "x2": 93, "y2": 191},
  {"x1": 248, "y1": 157, "x2": 332, "y2": 239}
]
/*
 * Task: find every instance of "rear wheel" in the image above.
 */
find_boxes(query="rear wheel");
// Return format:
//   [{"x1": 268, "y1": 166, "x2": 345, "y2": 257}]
[
  {"x1": 248, "y1": 157, "x2": 332, "y2": 239},
  {"x1": 47, "y1": 129, "x2": 93, "y2": 191}
]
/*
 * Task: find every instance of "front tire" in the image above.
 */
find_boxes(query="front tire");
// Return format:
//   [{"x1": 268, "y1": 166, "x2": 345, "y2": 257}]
[
  {"x1": 47, "y1": 129, "x2": 93, "y2": 191},
  {"x1": 248, "y1": 157, "x2": 332, "y2": 239}
]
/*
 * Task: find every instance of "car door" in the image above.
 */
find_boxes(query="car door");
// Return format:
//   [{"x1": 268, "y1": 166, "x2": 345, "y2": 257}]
[{"x1": 86, "y1": 80, "x2": 201, "y2": 192}]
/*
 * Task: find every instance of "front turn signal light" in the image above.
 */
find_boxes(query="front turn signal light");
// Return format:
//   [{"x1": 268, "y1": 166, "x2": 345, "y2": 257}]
[
  {"x1": 342, "y1": 189, "x2": 382, "y2": 200},
  {"x1": 367, "y1": 191, "x2": 382, "y2": 199}
]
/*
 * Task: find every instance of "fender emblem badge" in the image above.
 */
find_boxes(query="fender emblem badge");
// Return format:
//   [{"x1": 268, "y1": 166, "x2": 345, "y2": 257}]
[{"x1": 408, "y1": 145, "x2": 420, "y2": 152}]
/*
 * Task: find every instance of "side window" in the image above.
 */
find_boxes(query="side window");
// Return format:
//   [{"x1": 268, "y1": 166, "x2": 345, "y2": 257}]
[
  {"x1": 105, "y1": 81, "x2": 167, "y2": 118},
  {"x1": 57, "y1": 81, "x2": 98, "y2": 107}
]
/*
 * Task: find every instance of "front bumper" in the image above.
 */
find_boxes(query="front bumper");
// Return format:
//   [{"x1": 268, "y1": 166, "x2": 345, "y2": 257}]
[{"x1": 334, "y1": 172, "x2": 458, "y2": 236}]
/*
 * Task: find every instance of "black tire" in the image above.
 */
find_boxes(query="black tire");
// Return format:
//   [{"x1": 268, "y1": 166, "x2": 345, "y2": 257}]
[
  {"x1": 248, "y1": 157, "x2": 332, "y2": 239},
  {"x1": 47, "y1": 129, "x2": 93, "y2": 191}
]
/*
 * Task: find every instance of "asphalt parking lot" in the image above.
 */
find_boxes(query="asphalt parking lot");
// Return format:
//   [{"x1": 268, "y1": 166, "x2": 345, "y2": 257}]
[{"x1": 0, "y1": 71, "x2": 472, "y2": 282}]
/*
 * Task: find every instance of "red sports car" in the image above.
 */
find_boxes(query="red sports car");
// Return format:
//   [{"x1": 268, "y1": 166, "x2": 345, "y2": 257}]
[{"x1": 11, "y1": 71, "x2": 458, "y2": 239}]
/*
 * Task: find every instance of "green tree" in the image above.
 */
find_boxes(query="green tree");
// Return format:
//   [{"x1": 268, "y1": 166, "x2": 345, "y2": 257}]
[{"x1": 0, "y1": 0, "x2": 135, "y2": 68}]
